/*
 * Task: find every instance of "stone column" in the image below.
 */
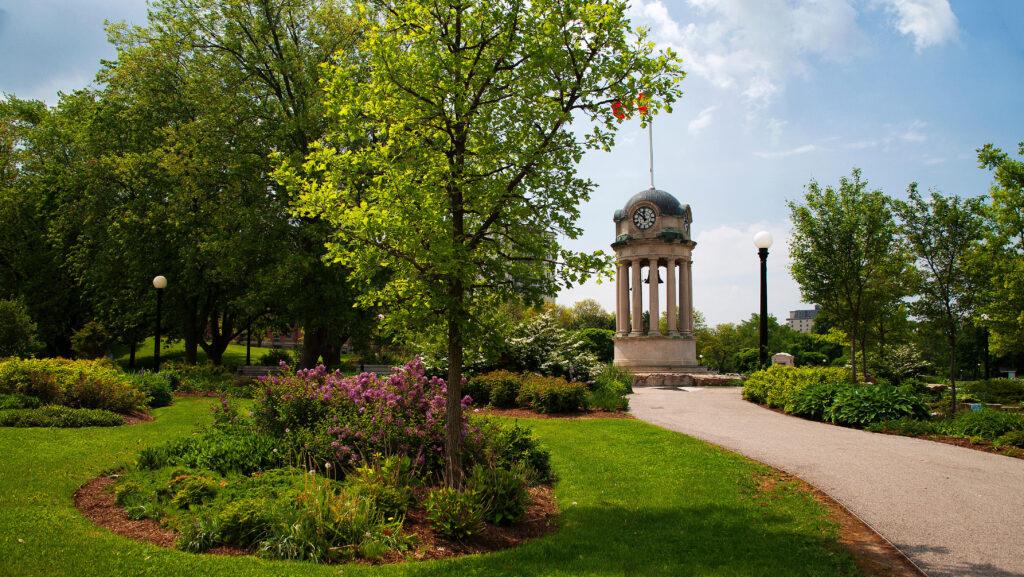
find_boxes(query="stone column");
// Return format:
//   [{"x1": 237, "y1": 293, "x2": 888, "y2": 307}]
[
  {"x1": 616, "y1": 261, "x2": 629, "y2": 336},
  {"x1": 648, "y1": 259, "x2": 660, "y2": 335},
  {"x1": 665, "y1": 258, "x2": 678, "y2": 336},
  {"x1": 630, "y1": 257, "x2": 643, "y2": 337},
  {"x1": 683, "y1": 257, "x2": 694, "y2": 336}
]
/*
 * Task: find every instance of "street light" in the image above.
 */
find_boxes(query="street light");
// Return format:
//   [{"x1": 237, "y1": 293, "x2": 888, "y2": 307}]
[
  {"x1": 753, "y1": 231, "x2": 773, "y2": 368},
  {"x1": 152, "y1": 275, "x2": 167, "y2": 372}
]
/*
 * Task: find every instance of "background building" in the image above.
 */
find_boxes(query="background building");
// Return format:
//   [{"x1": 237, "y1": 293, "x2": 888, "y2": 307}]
[{"x1": 786, "y1": 306, "x2": 819, "y2": 333}]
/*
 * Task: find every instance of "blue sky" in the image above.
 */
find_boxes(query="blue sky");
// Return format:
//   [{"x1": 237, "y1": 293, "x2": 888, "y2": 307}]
[{"x1": 1, "y1": 0, "x2": 1022, "y2": 325}]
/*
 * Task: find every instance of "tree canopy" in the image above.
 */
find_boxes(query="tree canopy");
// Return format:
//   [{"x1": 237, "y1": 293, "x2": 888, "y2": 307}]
[{"x1": 278, "y1": 0, "x2": 684, "y2": 482}]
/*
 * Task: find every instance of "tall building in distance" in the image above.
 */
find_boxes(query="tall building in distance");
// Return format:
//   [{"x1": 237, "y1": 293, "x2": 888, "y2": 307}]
[{"x1": 786, "y1": 305, "x2": 819, "y2": 333}]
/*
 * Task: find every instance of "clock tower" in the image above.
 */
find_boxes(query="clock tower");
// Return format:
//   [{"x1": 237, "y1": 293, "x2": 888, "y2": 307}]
[{"x1": 612, "y1": 187, "x2": 703, "y2": 383}]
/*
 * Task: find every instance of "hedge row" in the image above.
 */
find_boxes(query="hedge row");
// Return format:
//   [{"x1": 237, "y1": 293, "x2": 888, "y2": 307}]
[
  {"x1": 469, "y1": 369, "x2": 633, "y2": 413},
  {"x1": 743, "y1": 366, "x2": 929, "y2": 427}
]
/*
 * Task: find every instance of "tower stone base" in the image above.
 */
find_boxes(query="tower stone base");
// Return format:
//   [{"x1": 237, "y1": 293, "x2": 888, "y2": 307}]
[{"x1": 613, "y1": 336, "x2": 705, "y2": 387}]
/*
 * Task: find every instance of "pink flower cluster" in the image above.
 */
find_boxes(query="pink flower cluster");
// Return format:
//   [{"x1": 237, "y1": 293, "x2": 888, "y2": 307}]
[{"x1": 254, "y1": 357, "x2": 472, "y2": 476}]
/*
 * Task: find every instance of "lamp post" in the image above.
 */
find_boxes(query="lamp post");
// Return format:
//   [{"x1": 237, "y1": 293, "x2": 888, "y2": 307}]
[
  {"x1": 753, "y1": 231, "x2": 773, "y2": 368},
  {"x1": 152, "y1": 275, "x2": 167, "y2": 372}
]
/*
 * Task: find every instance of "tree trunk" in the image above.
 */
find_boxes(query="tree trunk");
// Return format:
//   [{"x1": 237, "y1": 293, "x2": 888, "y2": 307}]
[
  {"x1": 323, "y1": 338, "x2": 341, "y2": 369},
  {"x1": 849, "y1": 335, "x2": 858, "y2": 383},
  {"x1": 128, "y1": 341, "x2": 137, "y2": 369},
  {"x1": 301, "y1": 326, "x2": 324, "y2": 368},
  {"x1": 444, "y1": 279, "x2": 465, "y2": 487},
  {"x1": 949, "y1": 334, "x2": 958, "y2": 416},
  {"x1": 860, "y1": 330, "x2": 869, "y2": 383},
  {"x1": 184, "y1": 300, "x2": 201, "y2": 365}
]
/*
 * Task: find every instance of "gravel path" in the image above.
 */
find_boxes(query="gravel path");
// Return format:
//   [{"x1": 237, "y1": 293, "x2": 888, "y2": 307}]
[{"x1": 630, "y1": 386, "x2": 1024, "y2": 577}]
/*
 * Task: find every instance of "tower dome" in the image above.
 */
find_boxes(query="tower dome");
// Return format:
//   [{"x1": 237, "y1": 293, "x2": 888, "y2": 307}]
[{"x1": 614, "y1": 187, "x2": 689, "y2": 222}]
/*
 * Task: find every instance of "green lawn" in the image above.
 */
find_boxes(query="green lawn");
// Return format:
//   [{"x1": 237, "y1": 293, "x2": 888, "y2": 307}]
[
  {"x1": 113, "y1": 337, "x2": 279, "y2": 370},
  {"x1": 0, "y1": 399, "x2": 861, "y2": 577}
]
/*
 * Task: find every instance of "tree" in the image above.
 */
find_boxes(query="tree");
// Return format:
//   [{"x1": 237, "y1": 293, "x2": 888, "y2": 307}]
[
  {"x1": 278, "y1": 0, "x2": 683, "y2": 483},
  {"x1": 894, "y1": 186, "x2": 985, "y2": 412},
  {"x1": 0, "y1": 96, "x2": 92, "y2": 356},
  {"x1": 977, "y1": 141, "x2": 1024, "y2": 357},
  {"x1": 566, "y1": 299, "x2": 615, "y2": 331},
  {"x1": 0, "y1": 299, "x2": 42, "y2": 358},
  {"x1": 788, "y1": 169, "x2": 911, "y2": 382}
]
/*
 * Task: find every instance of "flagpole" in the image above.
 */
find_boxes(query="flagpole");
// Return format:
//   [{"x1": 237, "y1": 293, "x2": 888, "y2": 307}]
[{"x1": 648, "y1": 117, "x2": 654, "y2": 189}]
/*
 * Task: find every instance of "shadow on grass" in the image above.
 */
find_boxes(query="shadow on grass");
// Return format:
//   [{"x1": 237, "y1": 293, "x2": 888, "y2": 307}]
[{"x1": 401, "y1": 503, "x2": 858, "y2": 577}]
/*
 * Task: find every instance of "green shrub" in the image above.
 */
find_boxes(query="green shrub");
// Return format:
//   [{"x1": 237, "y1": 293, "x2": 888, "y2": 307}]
[
  {"x1": 795, "y1": 351, "x2": 828, "y2": 367},
  {"x1": 960, "y1": 379, "x2": 1024, "y2": 405},
  {"x1": 743, "y1": 365, "x2": 851, "y2": 409},
  {"x1": 0, "y1": 298, "x2": 42, "y2": 358},
  {"x1": 166, "y1": 474, "x2": 219, "y2": 508},
  {"x1": 216, "y1": 498, "x2": 278, "y2": 547},
  {"x1": 586, "y1": 364, "x2": 632, "y2": 411},
  {"x1": 424, "y1": 486, "x2": 483, "y2": 539},
  {"x1": 866, "y1": 417, "x2": 940, "y2": 437},
  {"x1": 474, "y1": 419, "x2": 553, "y2": 484},
  {"x1": 258, "y1": 349, "x2": 293, "y2": 367},
  {"x1": 517, "y1": 374, "x2": 588, "y2": 413},
  {"x1": 0, "y1": 405, "x2": 124, "y2": 427},
  {"x1": 466, "y1": 370, "x2": 522, "y2": 408},
  {"x1": 574, "y1": 328, "x2": 615, "y2": 363},
  {"x1": 468, "y1": 464, "x2": 529, "y2": 525},
  {"x1": 995, "y1": 430, "x2": 1024, "y2": 448},
  {"x1": 824, "y1": 385, "x2": 929, "y2": 427},
  {"x1": 937, "y1": 409, "x2": 1024, "y2": 440},
  {"x1": 162, "y1": 362, "x2": 235, "y2": 395},
  {"x1": 70, "y1": 320, "x2": 111, "y2": 359},
  {"x1": 0, "y1": 393, "x2": 41, "y2": 410},
  {"x1": 348, "y1": 455, "x2": 413, "y2": 519},
  {"x1": 130, "y1": 371, "x2": 173, "y2": 408},
  {"x1": 137, "y1": 426, "x2": 284, "y2": 475},
  {"x1": 787, "y1": 382, "x2": 850, "y2": 420},
  {"x1": 0, "y1": 358, "x2": 147, "y2": 414}
]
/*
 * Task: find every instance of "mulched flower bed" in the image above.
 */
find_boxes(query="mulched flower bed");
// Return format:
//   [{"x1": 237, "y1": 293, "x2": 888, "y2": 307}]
[
  {"x1": 471, "y1": 407, "x2": 632, "y2": 419},
  {"x1": 75, "y1": 475, "x2": 559, "y2": 564}
]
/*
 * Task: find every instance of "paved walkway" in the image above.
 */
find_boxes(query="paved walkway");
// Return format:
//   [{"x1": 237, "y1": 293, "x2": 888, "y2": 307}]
[{"x1": 630, "y1": 387, "x2": 1024, "y2": 577}]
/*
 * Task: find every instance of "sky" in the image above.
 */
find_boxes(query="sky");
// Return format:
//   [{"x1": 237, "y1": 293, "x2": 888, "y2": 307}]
[{"x1": 1, "y1": 0, "x2": 1022, "y2": 325}]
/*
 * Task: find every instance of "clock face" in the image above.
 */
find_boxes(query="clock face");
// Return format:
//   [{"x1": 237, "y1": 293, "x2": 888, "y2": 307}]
[{"x1": 633, "y1": 206, "x2": 656, "y2": 230}]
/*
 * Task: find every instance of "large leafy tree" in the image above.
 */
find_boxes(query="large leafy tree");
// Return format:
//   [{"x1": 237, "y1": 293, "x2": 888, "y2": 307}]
[
  {"x1": 788, "y1": 169, "x2": 912, "y2": 382},
  {"x1": 894, "y1": 186, "x2": 986, "y2": 413},
  {"x1": 0, "y1": 96, "x2": 93, "y2": 355},
  {"x1": 279, "y1": 0, "x2": 683, "y2": 482},
  {"x1": 977, "y1": 141, "x2": 1024, "y2": 358},
  {"x1": 34, "y1": 0, "x2": 366, "y2": 366}
]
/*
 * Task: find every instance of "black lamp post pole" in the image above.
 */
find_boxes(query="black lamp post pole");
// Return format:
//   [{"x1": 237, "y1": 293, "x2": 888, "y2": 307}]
[
  {"x1": 758, "y1": 247, "x2": 769, "y2": 368},
  {"x1": 154, "y1": 288, "x2": 163, "y2": 372}
]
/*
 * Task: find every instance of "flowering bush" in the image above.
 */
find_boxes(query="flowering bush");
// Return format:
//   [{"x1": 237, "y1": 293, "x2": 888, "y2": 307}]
[
  {"x1": 505, "y1": 312, "x2": 600, "y2": 381},
  {"x1": 253, "y1": 358, "x2": 470, "y2": 477}
]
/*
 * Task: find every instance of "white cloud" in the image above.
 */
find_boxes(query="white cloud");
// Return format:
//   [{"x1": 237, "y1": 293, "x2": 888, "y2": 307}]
[
  {"x1": 628, "y1": 0, "x2": 864, "y2": 106},
  {"x1": 754, "y1": 144, "x2": 819, "y2": 159},
  {"x1": 880, "y1": 0, "x2": 958, "y2": 52},
  {"x1": 899, "y1": 119, "x2": 928, "y2": 142},
  {"x1": 688, "y1": 105, "x2": 719, "y2": 134}
]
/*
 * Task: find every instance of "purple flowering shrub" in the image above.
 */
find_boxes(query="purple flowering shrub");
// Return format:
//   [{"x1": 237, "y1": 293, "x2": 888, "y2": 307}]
[{"x1": 254, "y1": 357, "x2": 473, "y2": 478}]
